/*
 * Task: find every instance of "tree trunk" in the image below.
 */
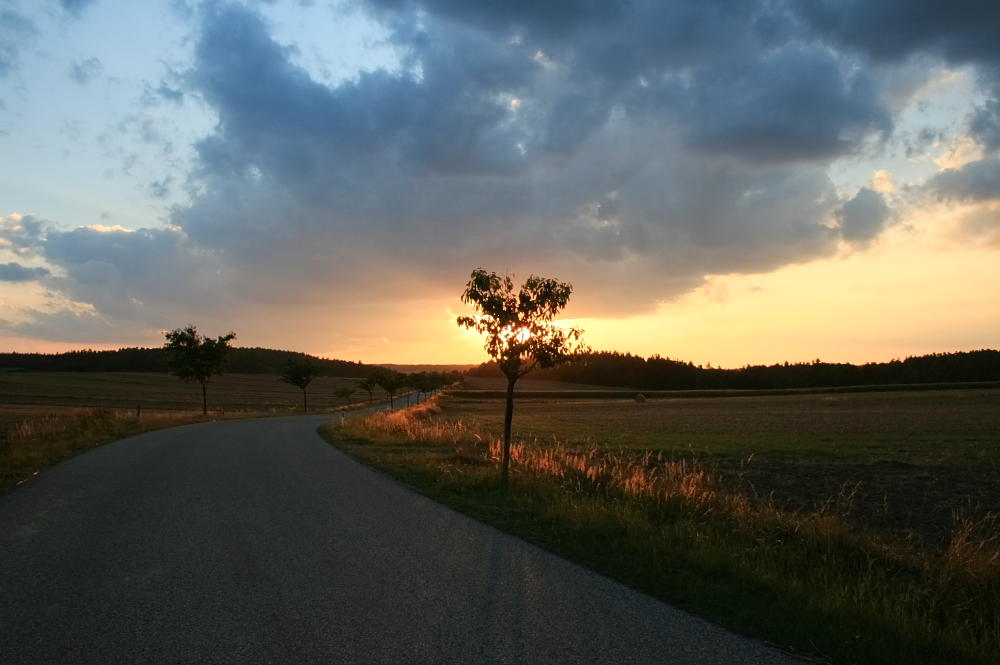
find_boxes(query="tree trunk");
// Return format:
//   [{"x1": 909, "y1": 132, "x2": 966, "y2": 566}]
[
  {"x1": 201, "y1": 381, "x2": 208, "y2": 415},
  {"x1": 302, "y1": 389, "x2": 308, "y2": 413},
  {"x1": 501, "y1": 375, "x2": 516, "y2": 485}
]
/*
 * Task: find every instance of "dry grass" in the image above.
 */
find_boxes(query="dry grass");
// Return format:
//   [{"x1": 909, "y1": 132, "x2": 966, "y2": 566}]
[{"x1": 0, "y1": 407, "x2": 213, "y2": 491}]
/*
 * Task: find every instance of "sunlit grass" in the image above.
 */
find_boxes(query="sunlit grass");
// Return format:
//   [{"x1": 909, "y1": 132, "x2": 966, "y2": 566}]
[{"x1": 326, "y1": 394, "x2": 1000, "y2": 665}]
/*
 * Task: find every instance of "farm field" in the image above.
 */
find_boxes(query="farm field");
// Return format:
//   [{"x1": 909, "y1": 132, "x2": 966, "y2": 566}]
[
  {"x1": 461, "y1": 376, "x2": 628, "y2": 391},
  {"x1": 433, "y1": 388, "x2": 1000, "y2": 548},
  {"x1": 0, "y1": 371, "x2": 381, "y2": 415}
]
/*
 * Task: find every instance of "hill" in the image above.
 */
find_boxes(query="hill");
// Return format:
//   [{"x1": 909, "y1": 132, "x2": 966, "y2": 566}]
[{"x1": 0, "y1": 347, "x2": 376, "y2": 377}]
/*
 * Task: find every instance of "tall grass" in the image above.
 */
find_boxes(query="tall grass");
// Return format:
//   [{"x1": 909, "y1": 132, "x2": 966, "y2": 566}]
[
  {"x1": 336, "y1": 397, "x2": 1000, "y2": 665},
  {"x1": 0, "y1": 408, "x2": 207, "y2": 491}
]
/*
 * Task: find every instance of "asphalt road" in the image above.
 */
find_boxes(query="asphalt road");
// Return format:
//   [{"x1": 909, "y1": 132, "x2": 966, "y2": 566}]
[{"x1": 1, "y1": 413, "x2": 802, "y2": 664}]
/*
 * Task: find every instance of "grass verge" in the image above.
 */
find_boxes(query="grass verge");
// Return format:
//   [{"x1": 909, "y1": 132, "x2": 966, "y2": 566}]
[
  {"x1": 1, "y1": 408, "x2": 214, "y2": 493},
  {"x1": 321, "y1": 397, "x2": 999, "y2": 665}
]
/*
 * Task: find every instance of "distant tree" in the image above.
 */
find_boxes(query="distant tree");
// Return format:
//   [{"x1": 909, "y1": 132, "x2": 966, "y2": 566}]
[
  {"x1": 457, "y1": 268, "x2": 585, "y2": 484},
  {"x1": 333, "y1": 386, "x2": 355, "y2": 406},
  {"x1": 412, "y1": 372, "x2": 436, "y2": 398},
  {"x1": 280, "y1": 360, "x2": 322, "y2": 412},
  {"x1": 373, "y1": 372, "x2": 403, "y2": 410},
  {"x1": 163, "y1": 325, "x2": 237, "y2": 415},
  {"x1": 357, "y1": 378, "x2": 377, "y2": 403}
]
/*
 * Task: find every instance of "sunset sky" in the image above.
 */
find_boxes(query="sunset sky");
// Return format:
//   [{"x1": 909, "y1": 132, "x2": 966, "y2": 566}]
[{"x1": 2, "y1": 0, "x2": 998, "y2": 367}]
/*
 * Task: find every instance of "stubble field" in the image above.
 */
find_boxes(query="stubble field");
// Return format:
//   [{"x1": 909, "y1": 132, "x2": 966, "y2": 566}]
[{"x1": 434, "y1": 388, "x2": 1000, "y2": 548}]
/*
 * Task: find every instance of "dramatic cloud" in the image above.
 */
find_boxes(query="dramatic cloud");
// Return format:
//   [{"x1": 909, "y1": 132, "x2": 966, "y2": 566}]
[
  {"x1": 6, "y1": 0, "x2": 1000, "y2": 351},
  {"x1": 0, "y1": 262, "x2": 49, "y2": 282},
  {"x1": 794, "y1": 0, "x2": 1000, "y2": 154},
  {"x1": 165, "y1": 1, "x2": 885, "y2": 318}
]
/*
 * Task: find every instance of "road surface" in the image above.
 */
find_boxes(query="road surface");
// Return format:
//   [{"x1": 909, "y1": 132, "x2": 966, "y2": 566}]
[{"x1": 1, "y1": 413, "x2": 801, "y2": 664}]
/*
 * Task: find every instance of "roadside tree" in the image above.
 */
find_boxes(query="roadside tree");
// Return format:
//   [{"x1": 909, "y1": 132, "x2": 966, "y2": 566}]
[
  {"x1": 457, "y1": 268, "x2": 585, "y2": 484},
  {"x1": 373, "y1": 372, "x2": 403, "y2": 410},
  {"x1": 357, "y1": 378, "x2": 377, "y2": 403},
  {"x1": 163, "y1": 325, "x2": 237, "y2": 415},
  {"x1": 280, "y1": 360, "x2": 322, "y2": 412},
  {"x1": 333, "y1": 386, "x2": 356, "y2": 406}
]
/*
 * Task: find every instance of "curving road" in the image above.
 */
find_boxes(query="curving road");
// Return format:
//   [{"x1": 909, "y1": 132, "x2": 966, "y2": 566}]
[{"x1": 0, "y1": 413, "x2": 801, "y2": 664}]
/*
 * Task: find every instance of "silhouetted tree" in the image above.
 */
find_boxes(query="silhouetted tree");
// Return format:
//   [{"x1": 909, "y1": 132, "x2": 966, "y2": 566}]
[
  {"x1": 373, "y1": 372, "x2": 403, "y2": 410},
  {"x1": 280, "y1": 360, "x2": 321, "y2": 412},
  {"x1": 457, "y1": 268, "x2": 585, "y2": 484},
  {"x1": 333, "y1": 386, "x2": 355, "y2": 406},
  {"x1": 163, "y1": 325, "x2": 237, "y2": 415},
  {"x1": 357, "y1": 378, "x2": 377, "y2": 403}
]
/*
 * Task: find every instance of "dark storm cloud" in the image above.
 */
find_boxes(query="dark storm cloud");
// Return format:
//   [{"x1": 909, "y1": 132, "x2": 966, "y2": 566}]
[
  {"x1": 69, "y1": 56, "x2": 102, "y2": 84},
  {"x1": 927, "y1": 158, "x2": 1000, "y2": 202},
  {"x1": 793, "y1": 1, "x2": 1000, "y2": 154},
  {"x1": 370, "y1": 0, "x2": 890, "y2": 163},
  {"x1": 0, "y1": 262, "x2": 49, "y2": 282},
  {"x1": 21, "y1": 0, "x2": 998, "y2": 334},
  {"x1": 661, "y1": 46, "x2": 891, "y2": 162},
  {"x1": 153, "y1": 0, "x2": 909, "y2": 317},
  {"x1": 836, "y1": 188, "x2": 891, "y2": 245},
  {"x1": 795, "y1": 0, "x2": 1000, "y2": 65}
]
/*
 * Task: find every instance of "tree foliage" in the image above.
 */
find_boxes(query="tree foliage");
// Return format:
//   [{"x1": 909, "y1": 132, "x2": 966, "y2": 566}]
[
  {"x1": 357, "y1": 378, "x2": 377, "y2": 403},
  {"x1": 457, "y1": 268, "x2": 585, "y2": 483},
  {"x1": 373, "y1": 372, "x2": 404, "y2": 409},
  {"x1": 457, "y1": 269, "x2": 585, "y2": 382},
  {"x1": 333, "y1": 387, "x2": 356, "y2": 405},
  {"x1": 280, "y1": 360, "x2": 322, "y2": 412},
  {"x1": 163, "y1": 325, "x2": 236, "y2": 414}
]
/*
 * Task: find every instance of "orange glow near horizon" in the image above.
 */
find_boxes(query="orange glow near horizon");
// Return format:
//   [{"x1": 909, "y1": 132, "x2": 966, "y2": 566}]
[{"x1": 4, "y1": 217, "x2": 999, "y2": 369}]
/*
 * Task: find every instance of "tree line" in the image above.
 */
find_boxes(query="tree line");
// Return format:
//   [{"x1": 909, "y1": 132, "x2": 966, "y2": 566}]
[
  {"x1": 0, "y1": 346, "x2": 375, "y2": 376},
  {"x1": 467, "y1": 349, "x2": 1000, "y2": 390},
  {"x1": 158, "y1": 326, "x2": 460, "y2": 415}
]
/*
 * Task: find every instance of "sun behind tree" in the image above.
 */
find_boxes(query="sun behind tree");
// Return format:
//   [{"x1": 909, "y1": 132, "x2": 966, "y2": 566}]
[{"x1": 457, "y1": 268, "x2": 586, "y2": 484}]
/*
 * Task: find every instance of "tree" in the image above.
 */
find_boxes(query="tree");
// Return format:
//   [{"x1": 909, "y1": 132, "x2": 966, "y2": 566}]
[
  {"x1": 373, "y1": 372, "x2": 402, "y2": 410},
  {"x1": 163, "y1": 325, "x2": 237, "y2": 415},
  {"x1": 357, "y1": 378, "x2": 377, "y2": 403},
  {"x1": 280, "y1": 360, "x2": 321, "y2": 412},
  {"x1": 457, "y1": 268, "x2": 585, "y2": 484},
  {"x1": 333, "y1": 386, "x2": 356, "y2": 406}
]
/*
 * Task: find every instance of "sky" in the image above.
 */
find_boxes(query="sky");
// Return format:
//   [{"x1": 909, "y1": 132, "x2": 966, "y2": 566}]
[{"x1": 1, "y1": 0, "x2": 998, "y2": 367}]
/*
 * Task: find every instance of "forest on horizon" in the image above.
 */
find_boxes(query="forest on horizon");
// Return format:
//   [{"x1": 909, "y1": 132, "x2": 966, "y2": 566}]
[
  {"x1": 469, "y1": 349, "x2": 1000, "y2": 391},
  {"x1": 2, "y1": 346, "x2": 998, "y2": 392}
]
